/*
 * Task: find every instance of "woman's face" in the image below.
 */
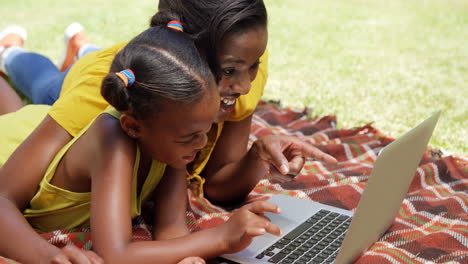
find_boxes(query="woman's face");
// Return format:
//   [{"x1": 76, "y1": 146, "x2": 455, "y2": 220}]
[
  {"x1": 214, "y1": 25, "x2": 268, "y2": 122},
  {"x1": 137, "y1": 83, "x2": 219, "y2": 169}
]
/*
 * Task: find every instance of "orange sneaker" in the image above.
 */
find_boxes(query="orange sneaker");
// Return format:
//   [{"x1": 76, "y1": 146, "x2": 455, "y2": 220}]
[
  {"x1": 0, "y1": 25, "x2": 27, "y2": 76},
  {"x1": 59, "y1": 22, "x2": 90, "y2": 72}
]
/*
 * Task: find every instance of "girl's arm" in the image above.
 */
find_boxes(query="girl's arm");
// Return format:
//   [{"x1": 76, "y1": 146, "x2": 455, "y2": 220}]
[
  {"x1": 0, "y1": 115, "x2": 101, "y2": 263},
  {"x1": 202, "y1": 115, "x2": 337, "y2": 205},
  {"x1": 152, "y1": 166, "x2": 190, "y2": 240},
  {"x1": 89, "y1": 116, "x2": 281, "y2": 264}
]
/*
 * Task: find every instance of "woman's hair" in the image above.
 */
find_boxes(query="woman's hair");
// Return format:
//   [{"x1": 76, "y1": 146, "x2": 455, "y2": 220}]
[
  {"x1": 101, "y1": 26, "x2": 214, "y2": 120},
  {"x1": 151, "y1": 0, "x2": 267, "y2": 75}
]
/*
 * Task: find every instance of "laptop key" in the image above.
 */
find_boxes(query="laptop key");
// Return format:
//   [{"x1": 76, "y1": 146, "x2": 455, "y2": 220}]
[
  {"x1": 267, "y1": 252, "x2": 287, "y2": 263},
  {"x1": 273, "y1": 242, "x2": 286, "y2": 249},
  {"x1": 284, "y1": 221, "x2": 314, "y2": 240},
  {"x1": 317, "y1": 209, "x2": 330, "y2": 215},
  {"x1": 313, "y1": 256, "x2": 325, "y2": 262}
]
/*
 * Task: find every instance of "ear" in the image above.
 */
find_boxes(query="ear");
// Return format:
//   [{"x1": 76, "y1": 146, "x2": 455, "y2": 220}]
[{"x1": 120, "y1": 114, "x2": 142, "y2": 139}]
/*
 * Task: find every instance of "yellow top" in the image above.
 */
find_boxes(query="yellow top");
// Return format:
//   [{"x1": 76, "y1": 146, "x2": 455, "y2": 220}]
[
  {"x1": 0, "y1": 105, "x2": 166, "y2": 233},
  {"x1": 0, "y1": 105, "x2": 49, "y2": 166},
  {"x1": 49, "y1": 42, "x2": 268, "y2": 136}
]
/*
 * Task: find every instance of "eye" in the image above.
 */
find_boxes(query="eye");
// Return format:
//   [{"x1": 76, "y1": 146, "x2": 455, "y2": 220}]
[
  {"x1": 222, "y1": 68, "x2": 235, "y2": 76},
  {"x1": 175, "y1": 136, "x2": 196, "y2": 145},
  {"x1": 250, "y1": 60, "x2": 261, "y2": 70},
  {"x1": 175, "y1": 134, "x2": 202, "y2": 145}
]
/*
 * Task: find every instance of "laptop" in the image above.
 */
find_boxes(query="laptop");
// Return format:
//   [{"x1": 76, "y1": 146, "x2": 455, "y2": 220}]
[{"x1": 221, "y1": 111, "x2": 440, "y2": 264}]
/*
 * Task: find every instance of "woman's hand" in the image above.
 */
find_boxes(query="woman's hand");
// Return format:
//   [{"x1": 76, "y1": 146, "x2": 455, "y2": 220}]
[
  {"x1": 217, "y1": 200, "x2": 281, "y2": 254},
  {"x1": 252, "y1": 135, "x2": 338, "y2": 176},
  {"x1": 48, "y1": 245, "x2": 103, "y2": 264}
]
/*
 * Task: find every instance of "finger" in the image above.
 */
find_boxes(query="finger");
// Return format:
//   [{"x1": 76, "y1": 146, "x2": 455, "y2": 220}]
[
  {"x1": 82, "y1": 250, "x2": 104, "y2": 264},
  {"x1": 61, "y1": 245, "x2": 91, "y2": 264},
  {"x1": 264, "y1": 145, "x2": 290, "y2": 175},
  {"x1": 177, "y1": 257, "x2": 206, "y2": 264},
  {"x1": 255, "y1": 138, "x2": 291, "y2": 175},
  {"x1": 300, "y1": 143, "x2": 338, "y2": 164},
  {"x1": 245, "y1": 216, "x2": 281, "y2": 237},
  {"x1": 288, "y1": 155, "x2": 305, "y2": 175},
  {"x1": 50, "y1": 255, "x2": 73, "y2": 264},
  {"x1": 245, "y1": 201, "x2": 281, "y2": 215},
  {"x1": 245, "y1": 226, "x2": 267, "y2": 237},
  {"x1": 262, "y1": 219, "x2": 282, "y2": 236}
]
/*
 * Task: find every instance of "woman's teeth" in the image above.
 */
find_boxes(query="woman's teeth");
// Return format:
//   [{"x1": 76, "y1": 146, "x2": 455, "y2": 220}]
[{"x1": 221, "y1": 98, "x2": 236, "y2": 106}]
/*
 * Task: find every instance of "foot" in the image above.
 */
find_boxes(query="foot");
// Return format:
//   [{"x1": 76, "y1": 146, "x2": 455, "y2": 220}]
[
  {"x1": 59, "y1": 22, "x2": 90, "y2": 72},
  {"x1": 0, "y1": 25, "x2": 27, "y2": 76}
]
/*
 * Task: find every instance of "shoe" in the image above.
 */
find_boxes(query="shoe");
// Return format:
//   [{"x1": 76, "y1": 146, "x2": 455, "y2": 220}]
[
  {"x1": 0, "y1": 25, "x2": 27, "y2": 76},
  {"x1": 59, "y1": 22, "x2": 90, "y2": 72}
]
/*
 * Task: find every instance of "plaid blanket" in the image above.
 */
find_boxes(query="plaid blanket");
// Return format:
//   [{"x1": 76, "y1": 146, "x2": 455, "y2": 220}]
[{"x1": 1, "y1": 101, "x2": 467, "y2": 264}]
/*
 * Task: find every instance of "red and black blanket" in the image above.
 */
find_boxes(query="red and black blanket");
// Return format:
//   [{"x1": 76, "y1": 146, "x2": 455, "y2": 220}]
[{"x1": 2, "y1": 101, "x2": 467, "y2": 264}]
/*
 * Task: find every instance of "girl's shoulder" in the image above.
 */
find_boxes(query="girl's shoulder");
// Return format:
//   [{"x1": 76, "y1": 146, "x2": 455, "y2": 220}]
[{"x1": 86, "y1": 112, "x2": 134, "y2": 156}]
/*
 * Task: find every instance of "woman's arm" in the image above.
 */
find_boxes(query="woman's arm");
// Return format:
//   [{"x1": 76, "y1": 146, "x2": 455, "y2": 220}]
[
  {"x1": 89, "y1": 117, "x2": 281, "y2": 264},
  {"x1": 202, "y1": 116, "x2": 267, "y2": 204},
  {"x1": 152, "y1": 166, "x2": 190, "y2": 240},
  {"x1": 202, "y1": 115, "x2": 338, "y2": 205},
  {"x1": 0, "y1": 115, "x2": 101, "y2": 263}
]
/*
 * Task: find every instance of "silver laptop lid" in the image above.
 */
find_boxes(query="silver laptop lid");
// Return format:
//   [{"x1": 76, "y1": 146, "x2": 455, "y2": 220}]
[{"x1": 335, "y1": 111, "x2": 441, "y2": 264}]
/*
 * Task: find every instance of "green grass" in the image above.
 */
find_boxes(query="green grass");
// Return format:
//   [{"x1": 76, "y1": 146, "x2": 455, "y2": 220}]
[{"x1": 1, "y1": 0, "x2": 467, "y2": 154}]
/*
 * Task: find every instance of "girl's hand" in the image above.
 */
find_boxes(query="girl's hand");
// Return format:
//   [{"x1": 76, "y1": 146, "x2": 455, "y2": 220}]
[
  {"x1": 253, "y1": 135, "x2": 337, "y2": 176},
  {"x1": 48, "y1": 245, "x2": 104, "y2": 264},
  {"x1": 219, "y1": 200, "x2": 281, "y2": 254},
  {"x1": 177, "y1": 256, "x2": 205, "y2": 264}
]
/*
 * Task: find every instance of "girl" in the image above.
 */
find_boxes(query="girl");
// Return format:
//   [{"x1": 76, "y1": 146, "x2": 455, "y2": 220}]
[{"x1": 0, "y1": 25, "x2": 280, "y2": 263}]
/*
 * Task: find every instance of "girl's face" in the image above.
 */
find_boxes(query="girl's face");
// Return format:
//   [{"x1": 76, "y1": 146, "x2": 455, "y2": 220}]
[
  {"x1": 215, "y1": 25, "x2": 268, "y2": 122},
  {"x1": 137, "y1": 85, "x2": 219, "y2": 169}
]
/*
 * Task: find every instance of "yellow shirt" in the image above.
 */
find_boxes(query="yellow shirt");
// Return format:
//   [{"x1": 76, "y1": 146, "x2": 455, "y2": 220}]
[
  {"x1": 0, "y1": 105, "x2": 49, "y2": 166},
  {"x1": 50, "y1": 42, "x2": 268, "y2": 136},
  {"x1": 0, "y1": 105, "x2": 166, "y2": 233}
]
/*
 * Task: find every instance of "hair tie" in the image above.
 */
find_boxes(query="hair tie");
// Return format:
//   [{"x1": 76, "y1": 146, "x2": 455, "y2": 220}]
[
  {"x1": 167, "y1": 20, "x2": 184, "y2": 32},
  {"x1": 115, "y1": 69, "x2": 135, "y2": 87}
]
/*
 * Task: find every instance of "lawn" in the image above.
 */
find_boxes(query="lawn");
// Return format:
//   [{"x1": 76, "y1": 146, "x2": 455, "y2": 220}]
[{"x1": 1, "y1": 0, "x2": 467, "y2": 154}]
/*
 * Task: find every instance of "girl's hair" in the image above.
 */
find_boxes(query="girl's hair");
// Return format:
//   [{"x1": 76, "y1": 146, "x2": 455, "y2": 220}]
[
  {"x1": 151, "y1": 0, "x2": 267, "y2": 76},
  {"x1": 101, "y1": 26, "x2": 214, "y2": 120}
]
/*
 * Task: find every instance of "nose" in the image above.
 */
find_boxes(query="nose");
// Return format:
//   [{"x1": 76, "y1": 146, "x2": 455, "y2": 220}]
[{"x1": 230, "y1": 73, "x2": 252, "y2": 95}]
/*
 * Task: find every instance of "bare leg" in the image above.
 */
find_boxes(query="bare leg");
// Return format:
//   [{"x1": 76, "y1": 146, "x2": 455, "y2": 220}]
[{"x1": 0, "y1": 77, "x2": 22, "y2": 115}]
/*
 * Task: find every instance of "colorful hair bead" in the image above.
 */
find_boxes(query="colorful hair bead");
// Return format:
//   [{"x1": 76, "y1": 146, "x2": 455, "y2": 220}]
[
  {"x1": 115, "y1": 69, "x2": 135, "y2": 87},
  {"x1": 167, "y1": 20, "x2": 184, "y2": 32}
]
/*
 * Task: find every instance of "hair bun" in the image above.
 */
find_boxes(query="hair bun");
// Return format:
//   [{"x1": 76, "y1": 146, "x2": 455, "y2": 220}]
[{"x1": 150, "y1": 10, "x2": 182, "y2": 28}]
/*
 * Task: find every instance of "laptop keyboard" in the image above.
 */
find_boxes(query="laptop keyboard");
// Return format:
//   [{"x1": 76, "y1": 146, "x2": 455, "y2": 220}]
[{"x1": 255, "y1": 209, "x2": 352, "y2": 264}]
